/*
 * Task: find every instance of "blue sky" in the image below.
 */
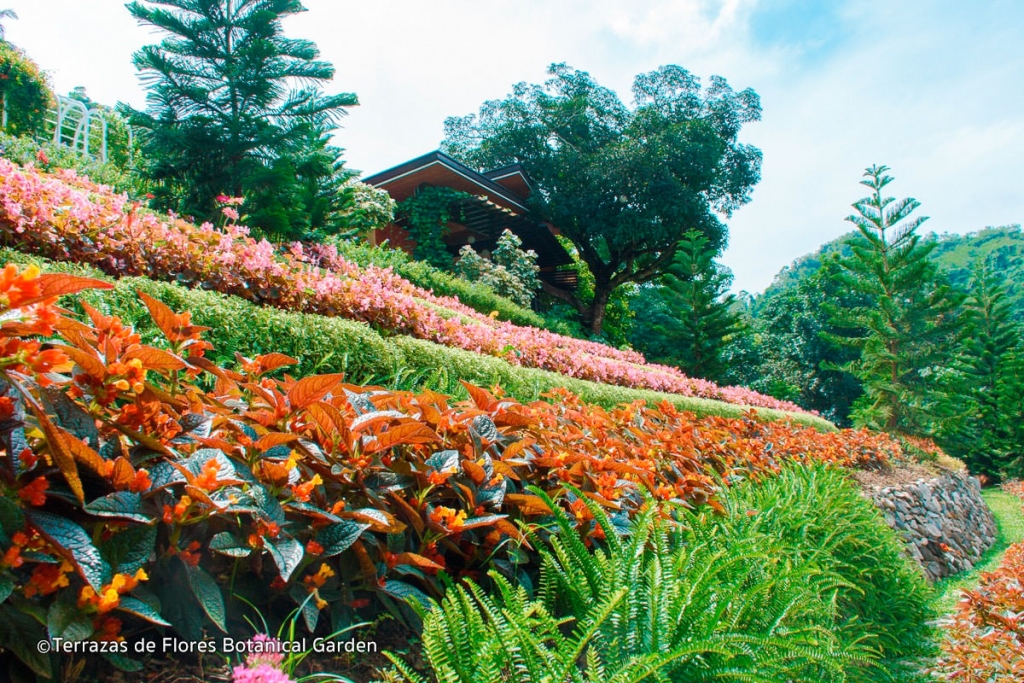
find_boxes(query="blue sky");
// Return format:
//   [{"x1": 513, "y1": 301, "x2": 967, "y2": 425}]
[{"x1": 4, "y1": 0, "x2": 1023, "y2": 293}]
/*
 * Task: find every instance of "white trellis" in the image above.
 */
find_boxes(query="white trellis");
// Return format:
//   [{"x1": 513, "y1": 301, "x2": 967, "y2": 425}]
[{"x1": 39, "y1": 96, "x2": 131, "y2": 163}]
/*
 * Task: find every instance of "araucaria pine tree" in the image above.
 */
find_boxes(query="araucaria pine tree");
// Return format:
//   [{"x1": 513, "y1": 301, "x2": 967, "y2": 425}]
[
  {"x1": 949, "y1": 260, "x2": 1024, "y2": 477},
  {"x1": 122, "y1": 0, "x2": 357, "y2": 239},
  {"x1": 651, "y1": 230, "x2": 741, "y2": 383},
  {"x1": 826, "y1": 165, "x2": 963, "y2": 435}
]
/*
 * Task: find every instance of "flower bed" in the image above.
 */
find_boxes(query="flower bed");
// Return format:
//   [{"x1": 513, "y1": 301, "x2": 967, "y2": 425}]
[
  {"x1": 0, "y1": 264, "x2": 896, "y2": 676},
  {"x1": 0, "y1": 160, "x2": 805, "y2": 413},
  {"x1": 932, "y1": 484, "x2": 1024, "y2": 681}
]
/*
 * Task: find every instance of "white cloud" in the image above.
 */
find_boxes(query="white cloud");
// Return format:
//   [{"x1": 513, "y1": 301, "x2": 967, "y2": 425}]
[{"x1": 2, "y1": 0, "x2": 1021, "y2": 293}]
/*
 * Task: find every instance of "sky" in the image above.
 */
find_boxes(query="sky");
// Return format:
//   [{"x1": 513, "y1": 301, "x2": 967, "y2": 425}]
[{"x1": 4, "y1": 0, "x2": 1023, "y2": 294}]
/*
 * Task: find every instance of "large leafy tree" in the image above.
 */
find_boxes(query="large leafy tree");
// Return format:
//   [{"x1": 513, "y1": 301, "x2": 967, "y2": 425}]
[
  {"x1": 443, "y1": 63, "x2": 762, "y2": 335},
  {"x1": 826, "y1": 165, "x2": 963, "y2": 435},
  {"x1": 122, "y1": 0, "x2": 357, "y2": 238}
]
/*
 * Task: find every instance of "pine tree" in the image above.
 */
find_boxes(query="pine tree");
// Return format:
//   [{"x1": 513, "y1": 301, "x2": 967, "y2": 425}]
[
  {"x1": 122, "y1": 0, "x2": 357, "y2": 238},
  {"x1": 826, "y1": 165, "x2": 963, "y2": 435},
  {"x1": 948, "y1": 260, "x2": 1018, "y2": 473},
  {"x1": 650, "y1": 230, "x2": 741, "y2": 382},
  {"x1": 993, "y1": 345, "x2": 1024, "y2": 477}
]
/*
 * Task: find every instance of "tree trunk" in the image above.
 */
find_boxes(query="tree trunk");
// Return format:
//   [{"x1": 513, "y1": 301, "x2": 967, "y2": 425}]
[{"x1": 585, "y1": 286, "x2": 613, "y2": 336}]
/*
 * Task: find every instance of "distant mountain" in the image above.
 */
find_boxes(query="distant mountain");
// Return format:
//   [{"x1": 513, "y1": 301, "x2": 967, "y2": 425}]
[{"x1": 758, "y1": 224, "x2": 1024, "y2": 319}]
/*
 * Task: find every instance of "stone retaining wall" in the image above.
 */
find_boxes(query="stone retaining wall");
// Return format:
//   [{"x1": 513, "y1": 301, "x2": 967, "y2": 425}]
[{"x1": 863, "y1": 471, "x2": 996, "y2": 581}]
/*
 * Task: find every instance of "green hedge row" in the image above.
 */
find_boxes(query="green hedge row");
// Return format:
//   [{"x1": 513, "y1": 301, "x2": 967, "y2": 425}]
[
  {"x1": 2, "y1": 249, "x2": 834, "y2": 430},
  {"x1": 330, "y1": 239, "x2": 567, "y2": 332}
]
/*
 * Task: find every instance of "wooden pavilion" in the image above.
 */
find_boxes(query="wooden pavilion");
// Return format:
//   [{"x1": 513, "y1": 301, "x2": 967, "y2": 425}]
[{"x1": 362, "y1": 151, "x2": 577, "y2": 294}]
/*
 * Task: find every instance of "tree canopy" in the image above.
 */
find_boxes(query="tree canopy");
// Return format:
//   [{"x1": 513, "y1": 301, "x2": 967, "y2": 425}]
[
  {"x1": 122, "y1": 0, "x2": 357, "y2": 238},
  {"x1": 442, "y1": 63, "x2": 762, "y2": 334}
]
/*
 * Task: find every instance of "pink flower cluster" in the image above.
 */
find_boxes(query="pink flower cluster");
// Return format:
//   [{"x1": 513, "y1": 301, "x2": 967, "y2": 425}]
[
  {"x1": 0, "y1": 160, "x2": 808, "y2": 413},
  {"x1": 232, "y1": 664, "x2": 294, "y2": 683}
]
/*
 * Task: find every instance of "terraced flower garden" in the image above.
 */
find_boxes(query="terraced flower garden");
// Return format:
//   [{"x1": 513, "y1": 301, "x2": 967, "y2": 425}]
[{"x1": 0, "y1": 162, "x2": 1017, "y2": 682}]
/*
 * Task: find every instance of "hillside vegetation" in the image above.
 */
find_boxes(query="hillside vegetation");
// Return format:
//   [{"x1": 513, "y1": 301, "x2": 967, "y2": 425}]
[{"x1": 761, "y1": 224, "x2": 1024, "y2": 319}]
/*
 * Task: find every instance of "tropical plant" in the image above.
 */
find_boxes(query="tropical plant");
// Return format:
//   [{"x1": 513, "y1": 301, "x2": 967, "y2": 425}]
[
  {"x1": 388, "y1": 477, "x2": 911, "y2": 682},
  {"x1": 122, "y1": 0, "x2": 357, "y2": 239},
  {"x1": 825, "y1": 165, "x2": 963, "y2": 435},
  {"x1": 721, "y1": 464, "x2": 936, "y2": 678},
  {"x1": 932, "y1": 538, "x2": 1024, "y2": 681},
  {"x1": 443, "y1": 63, "x2": 762, "y2": 335}
]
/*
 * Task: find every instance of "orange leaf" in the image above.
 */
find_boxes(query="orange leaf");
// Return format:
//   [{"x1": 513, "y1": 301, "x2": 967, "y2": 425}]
[
  {"x1": 340, "y1": 508, "x2": 407, "y2": 534},
  {"x1": 122, "y1": 345, "x2": 188, "y2": 372},
  {"x1": 30, "y1": 405, "x2": 85, "y2": 503},
  {"x1": 461, "y1": 381, "x2": 496, "y2": 411},
  {"x1": 388, "y1": 494, "x2": 425, "y2": 535},
  {"x1": 364, "y1": 422, "x2": 439, "y2": 453},
  {"x1": 17, "y1": 273, "x2": 113, "y2": 308},
  {"x1": 505, "y1": 493, "x2": 552, "y2": 516},
  {"x1": 394, "y1": 552, "x2": 443, "y2": 571},
  {"x1": 256, "y1": 460, "x2": 292, "y2": 487},
  {"x1": 255, "y1": 432, "x2": 298, "y2": 452},
  {"x1": 136, "y1": 291, "x2": 182, "y2": 343},
  {"x1": 288, "y1": 374, "x2": 345, "y2": 410},
  {"x1": 494, "y1": 519, "x2": 529, "y2": 545},
  {"x1": 351, "y1": 541, "x2": 377, "y2": 584},
  {"x1": 108, "y1": 457, "x2": 135, "y2": 489},
  {"x1": 60, "y1": 346, "x2": 107, "y2": 380},
  {"x1": 461, "y1": 459, "x2": 486, "y2": 485},
  {"x1": 256, "y1": 353, "x2": 298, "y2": 373},
  {"x1": 303, "y1": 401, "x2": 348, "y2": 435}
]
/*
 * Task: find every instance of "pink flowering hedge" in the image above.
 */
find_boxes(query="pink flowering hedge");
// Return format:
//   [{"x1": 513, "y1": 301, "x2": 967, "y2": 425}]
[{"x1": 0, "y1": 160, "x2": 806, "y2": 413}]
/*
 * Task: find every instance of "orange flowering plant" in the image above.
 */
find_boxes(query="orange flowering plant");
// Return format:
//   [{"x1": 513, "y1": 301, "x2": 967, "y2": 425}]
[{"x1": 0, "y1": 263, "x2": 904, "y2": 678}]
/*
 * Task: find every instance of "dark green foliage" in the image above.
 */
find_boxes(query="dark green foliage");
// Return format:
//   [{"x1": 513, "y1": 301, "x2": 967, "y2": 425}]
[
  {"x1": 991, "y1": 347, "x2": 1024, "y2": 477},
  {"x1": 941, "y1": 261, "x2": 1024, "y2": 478},
  {"x1": 726, "y1": 259, "x2": 865, "y2": 425},
  {"x1": 631, "y1": 231, "x2": 740, "y2": 383},
  {"x1": 443, "y1": 63, "x2": 761, "y2": 335},
  {"x1": 825, "y1": 165, "x2": 963, "y2": 435},
  {"x1": 0, "y1": 40, "x2": 53, "y2": 137},
  {"x1": 122, "y1": 0, "x2": 357, "y2": 239},
  {"x1": 395, "y1": 187, "x2": 473, "y2": 269},
  {"x1": 391, "y1": 465, "x2": 934, "y2": 682}
]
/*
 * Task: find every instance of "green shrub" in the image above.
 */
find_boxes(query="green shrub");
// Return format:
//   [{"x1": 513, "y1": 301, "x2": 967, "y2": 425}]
[
  {"x1": 721, "y1": 463, "x2": 937, "y2": 680},
  {"x1": 0, "y1": 249, "x2": 835, "y2": 430}
]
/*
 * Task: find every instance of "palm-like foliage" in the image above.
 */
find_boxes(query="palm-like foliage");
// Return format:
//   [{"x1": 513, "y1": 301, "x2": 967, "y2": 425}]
[
  {"x1": 122, "y1": 0, "x2": 357, "y2": 238},
  {"x1": 0, "y1": 9, "x2": 16, "y2": 41}
]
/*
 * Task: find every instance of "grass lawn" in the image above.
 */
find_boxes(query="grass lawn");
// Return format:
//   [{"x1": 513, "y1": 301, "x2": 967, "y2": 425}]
[{"x1": 931, "y1": 488, "x2": 1024, "y2": 614}]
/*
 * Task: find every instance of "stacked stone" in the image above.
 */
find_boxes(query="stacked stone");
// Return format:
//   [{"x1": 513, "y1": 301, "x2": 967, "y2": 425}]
[{"x1": 865, "y1": 472, "x2": 996, "y2": 581}]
